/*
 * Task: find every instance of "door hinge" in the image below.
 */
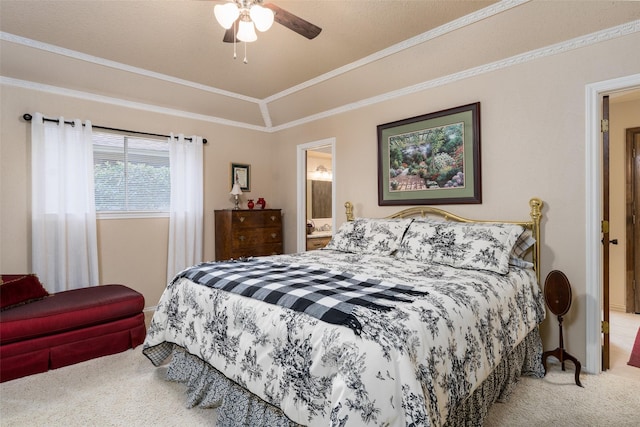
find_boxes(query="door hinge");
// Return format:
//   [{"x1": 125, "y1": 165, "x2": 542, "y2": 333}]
[
  {"x1": 602, "y1": 320, "x2": 610, "y2": 334},
  {"x1": 601, "y1": 119, "x2": 609, "y2": 133},
  {"x1": 601, "y1": 220, "x2": 609, "y2": 233}
]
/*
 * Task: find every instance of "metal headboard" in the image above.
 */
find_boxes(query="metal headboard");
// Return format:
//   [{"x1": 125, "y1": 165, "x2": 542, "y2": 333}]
[{"x1": 343, "y1": 198, "x2": 544, "y2": 284}]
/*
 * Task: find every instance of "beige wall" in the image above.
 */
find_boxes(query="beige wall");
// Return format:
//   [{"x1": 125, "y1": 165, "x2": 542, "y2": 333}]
[
  {"x1": 610, "y1": 98, "x2": 640, "y2": 311},
  {"x1": 1, "y1": 31, "x2": 640, "y2": 365}
]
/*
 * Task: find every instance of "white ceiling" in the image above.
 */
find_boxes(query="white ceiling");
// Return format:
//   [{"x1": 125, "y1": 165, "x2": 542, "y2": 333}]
[{"x1": 1, "y1": 1, "x2": 639, "y2": 130}]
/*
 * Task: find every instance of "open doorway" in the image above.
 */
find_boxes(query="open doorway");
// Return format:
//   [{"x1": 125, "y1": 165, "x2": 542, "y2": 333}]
[
  {"x1": 609, "y1": 122, "x2": 640, "y2": 376},
  {"x1": 586, "y1": 75, "x2": 640, "y2": 374},
  {"x1": 306, "y1": 147, "x2": 333, "y2": 250},
  {"x1": 296, "y1": 138, "x2": 336, "y2": 253}
]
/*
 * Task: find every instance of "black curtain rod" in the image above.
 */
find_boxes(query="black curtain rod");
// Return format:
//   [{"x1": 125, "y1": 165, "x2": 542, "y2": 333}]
[{"x1": 22, "y1": 114, "x2": 207, "y2": 144}]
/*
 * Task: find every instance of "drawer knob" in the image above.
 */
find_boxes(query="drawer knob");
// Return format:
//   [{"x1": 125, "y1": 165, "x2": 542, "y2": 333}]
[
  {"x1": 271, "y1": 233, "x2": 277, "y2": 238},
  {"x1": 239, "y1": 235, "x2": 245, "y2": 241},
  {"x1": 270, "y1": 216, "x2": 276, "y2": 222},
  {"x1": 239, "y1": 216, "x2": 245, "y2": 222}
]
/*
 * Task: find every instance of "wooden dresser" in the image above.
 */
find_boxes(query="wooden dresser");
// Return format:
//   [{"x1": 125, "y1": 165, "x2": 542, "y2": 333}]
[{"x1": 214, "y1": 209, "x2": 283, "y2": 260}]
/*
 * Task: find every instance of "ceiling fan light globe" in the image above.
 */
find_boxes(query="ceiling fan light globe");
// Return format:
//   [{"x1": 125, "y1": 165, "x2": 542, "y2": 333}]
[
  {"x1": 250, "y1": 5, "x2": 274, "y2": 32},
  {"x1": 214, "y1": 3, "x2": 240, "y2": 30},
  {"x1": 237, "y1": 20, "x2": 258, "y2": 42}
]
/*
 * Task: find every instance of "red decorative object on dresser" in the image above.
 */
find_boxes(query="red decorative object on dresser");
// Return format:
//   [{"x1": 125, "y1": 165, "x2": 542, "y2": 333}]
[{"x1": 0, "y1": 274, "x2": 146, "y2": 382}]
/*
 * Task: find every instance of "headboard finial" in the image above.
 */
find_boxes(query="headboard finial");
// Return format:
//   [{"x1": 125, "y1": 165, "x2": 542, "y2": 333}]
[
  {"x1": 529, "y1": 198, "x2": 543, "y2": 222},
  {"x1": 344, "y1": 202, "x2": 354, "y2": 222}
]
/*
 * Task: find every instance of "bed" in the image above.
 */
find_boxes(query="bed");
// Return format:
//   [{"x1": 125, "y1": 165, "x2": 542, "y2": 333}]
[{"x1": 143, "y1": 198, "x2": 546, "y2": 427}]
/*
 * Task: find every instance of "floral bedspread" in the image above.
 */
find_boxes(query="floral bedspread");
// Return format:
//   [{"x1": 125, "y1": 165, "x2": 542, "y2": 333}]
[{"x1": 143, "y1": 250, "x2": 545, "y2": 427}]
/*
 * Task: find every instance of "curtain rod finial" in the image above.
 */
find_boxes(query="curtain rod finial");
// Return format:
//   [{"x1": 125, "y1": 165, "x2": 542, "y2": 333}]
[{"x1": 23, "y1": 113, "x2": 33, "y2": 122}]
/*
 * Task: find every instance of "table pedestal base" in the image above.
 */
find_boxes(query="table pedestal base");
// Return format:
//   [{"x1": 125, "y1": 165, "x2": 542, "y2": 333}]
[{"x1": 543, "y1": 347, "x2": 583, "y2": 387}]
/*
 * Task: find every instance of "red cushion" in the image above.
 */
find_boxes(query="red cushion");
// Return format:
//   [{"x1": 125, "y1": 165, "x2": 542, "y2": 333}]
[
  {"x1": 0, "y1": 284, "x2": 144, "y2": 345},
  {"x1": 0, "y1": 274, "x2": 49, "y2": 310}
]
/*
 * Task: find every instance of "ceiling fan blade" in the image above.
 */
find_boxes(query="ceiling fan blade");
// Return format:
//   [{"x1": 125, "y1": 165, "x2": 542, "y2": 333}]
[{"x1": 264, "y1": 3, "x2": 322, "y2": 40}]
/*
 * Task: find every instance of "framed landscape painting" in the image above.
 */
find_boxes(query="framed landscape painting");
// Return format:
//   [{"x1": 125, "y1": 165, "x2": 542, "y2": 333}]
[{"x1": 377, "y1": 102, "x2": 481, "y2": 206}]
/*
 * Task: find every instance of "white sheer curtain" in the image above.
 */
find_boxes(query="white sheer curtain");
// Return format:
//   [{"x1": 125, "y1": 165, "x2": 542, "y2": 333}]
[
  {"x1": 167, "y1": 134, "x2": 204, "y2": 282},
  {"x1": 31, "y1": 113, "x2": 99, "y2": 293}
]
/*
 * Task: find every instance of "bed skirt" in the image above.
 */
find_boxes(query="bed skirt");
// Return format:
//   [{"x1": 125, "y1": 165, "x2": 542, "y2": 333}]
[{"x1": 164, "y1": 327, "x2": 544, "y2": 427}]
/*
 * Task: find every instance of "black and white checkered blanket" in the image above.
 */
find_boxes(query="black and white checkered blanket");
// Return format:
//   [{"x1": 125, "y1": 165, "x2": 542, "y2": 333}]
[{"x1": 173, "y1": 258, "x2": 428, "y2": 335}]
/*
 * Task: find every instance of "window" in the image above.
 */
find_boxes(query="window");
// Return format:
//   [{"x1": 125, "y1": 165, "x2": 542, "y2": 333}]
[{"x1": 93, "y1": 131, "x2": 170, "y2": 215}]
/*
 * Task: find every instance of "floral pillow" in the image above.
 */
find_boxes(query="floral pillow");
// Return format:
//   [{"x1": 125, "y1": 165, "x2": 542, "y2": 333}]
[
  {"x1": 325, "y1": 217, "x2": 413, "y2": 256},
  {"x1": 396, "y1": 219, "x2": 524, "y2": 274}
]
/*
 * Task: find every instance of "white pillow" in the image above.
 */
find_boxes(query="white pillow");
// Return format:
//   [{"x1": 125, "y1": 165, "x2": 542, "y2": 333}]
[
  {"x1": 396, "y1": 219, "x2": 524, "y2": 274},
  {"x1": 325, "y1": 217, "x2": 413, "y2": 256}
]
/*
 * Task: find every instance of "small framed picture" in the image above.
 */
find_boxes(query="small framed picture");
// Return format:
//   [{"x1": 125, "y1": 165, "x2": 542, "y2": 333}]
[{"x1": 230, "y1": 163, "x2": 251, "y2": 192}]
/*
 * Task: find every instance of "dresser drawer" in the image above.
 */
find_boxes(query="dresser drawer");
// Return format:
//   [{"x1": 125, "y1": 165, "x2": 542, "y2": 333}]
[
  {"x1": 231, "y1": 228, "x2": 282, "y2": 249},
  {"x1": 231, "y1": 243, "x2": 283, "y2": 258},
  {"x1": 231, "y1": 210, "x2": 281, "y2": 229}
]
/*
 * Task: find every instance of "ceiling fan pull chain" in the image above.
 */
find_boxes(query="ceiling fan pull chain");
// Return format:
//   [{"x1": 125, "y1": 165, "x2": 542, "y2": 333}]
[
  {"x1": 233, "y1": 20, "x2": 237, "y2": 60},
  {"x1": 243, "y1": 42, "x2": 248, "y2": 64}
]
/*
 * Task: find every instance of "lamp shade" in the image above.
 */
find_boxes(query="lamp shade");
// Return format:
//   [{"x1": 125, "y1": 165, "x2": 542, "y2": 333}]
[
  {"x1": 230, "y1": 183, "x2": 243, "y2": 195},
  {"x1": 214, "y1": 3, "x2": 240, "y2": 29},
  {"x1": 250, "y1": 5, "x2": 274, "y2": 32},
  {"x1": 237, "y1": 19, "x2": 257, "y2": 42}
]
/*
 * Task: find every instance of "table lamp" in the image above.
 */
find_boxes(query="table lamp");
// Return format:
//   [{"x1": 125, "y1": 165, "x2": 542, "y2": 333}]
[{"x1": 230, "y1": 183, "x2": 243, "y2": 210}]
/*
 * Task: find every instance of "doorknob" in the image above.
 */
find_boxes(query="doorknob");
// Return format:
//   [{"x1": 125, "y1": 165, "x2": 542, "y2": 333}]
[{"x1": 601, "y1": 238, "x2": 618, "y2": 245}]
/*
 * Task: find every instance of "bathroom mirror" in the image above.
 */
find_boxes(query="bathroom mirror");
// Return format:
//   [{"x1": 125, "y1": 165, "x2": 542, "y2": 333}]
[{"x1": 311, "y1": 180, "x2": 332, "y2": 219}]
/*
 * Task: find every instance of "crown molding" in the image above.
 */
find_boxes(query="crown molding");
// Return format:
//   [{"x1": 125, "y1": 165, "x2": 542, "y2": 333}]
[
  {"x1": 264, "y1": 0, "x2": 530, "y2": 103},
  {"x1": 271, "y1": 19, "x2": 640, "y2": 132},
  {"x1": 0, "y1": 76, "x2": 267, "y2": 132},
  {"x1": 0, "y1": 0, "x2": 525, "y2": 113},
  {"x1": 2, "y1": 19, "x2": 638, "y2": 133},
  {"x1": 0, "y1": 31, "x2": 261, "y2": 105}
]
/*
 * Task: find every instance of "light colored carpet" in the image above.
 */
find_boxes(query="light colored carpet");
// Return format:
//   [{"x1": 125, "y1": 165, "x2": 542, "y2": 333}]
[
  {"x1": 1, "y1": 347, "x2": 639, "y2": 426},
  {"x1": 0, "y1": 348, "x2": 217, "y2": 427},
  {"x1": 484, "y1": 364, "x2": 640, "y2": 426}
]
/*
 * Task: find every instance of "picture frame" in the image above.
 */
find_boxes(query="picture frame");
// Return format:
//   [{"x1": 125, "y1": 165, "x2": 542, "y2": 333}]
[
  {"x1": 377, "y1": 102, "x2": 481, "y2": 206},
  {"x1": 230, "y1": 162, "x2": 251, "y2": 192}
]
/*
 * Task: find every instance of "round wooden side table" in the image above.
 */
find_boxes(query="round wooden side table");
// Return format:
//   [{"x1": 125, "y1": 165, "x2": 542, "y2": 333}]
[{"x1": 542, "y1": 270, "x2": 583, "y2": 387}]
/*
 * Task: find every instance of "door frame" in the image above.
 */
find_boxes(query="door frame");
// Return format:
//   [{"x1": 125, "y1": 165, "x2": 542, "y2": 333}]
[
  {"x1": 585, "y1": 73, "x2": 640, "y2": 374},
  {"x1": 296, "y1": 137, "x2": 336, "y2": 253},
  {"x1": 602, "y1": 94, "x2": 610, "y2": 371}
]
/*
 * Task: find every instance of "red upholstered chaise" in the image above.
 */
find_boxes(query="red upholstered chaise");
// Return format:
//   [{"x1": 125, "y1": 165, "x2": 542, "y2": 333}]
[{"x1": 0, "y1": 275, "x2": 146, "y2": 382}]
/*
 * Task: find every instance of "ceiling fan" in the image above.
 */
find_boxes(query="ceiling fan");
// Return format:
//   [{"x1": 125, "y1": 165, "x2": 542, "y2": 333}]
[{"x1": 214, "y1": 1, "x2": 322, "y2": 44}]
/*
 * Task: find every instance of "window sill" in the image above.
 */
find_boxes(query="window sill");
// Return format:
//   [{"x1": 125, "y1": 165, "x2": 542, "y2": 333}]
[{"x1": 97, "y1": 211, "x2": 170, "y2": 220}]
